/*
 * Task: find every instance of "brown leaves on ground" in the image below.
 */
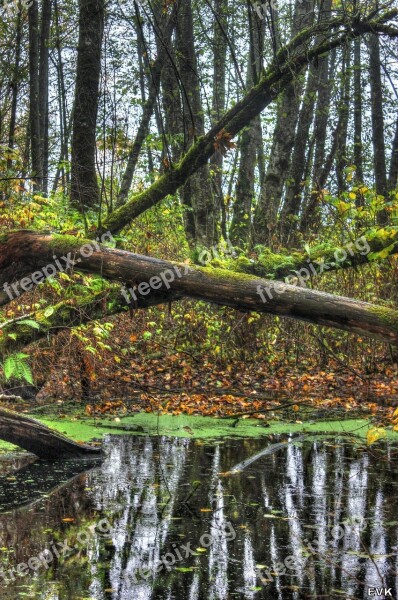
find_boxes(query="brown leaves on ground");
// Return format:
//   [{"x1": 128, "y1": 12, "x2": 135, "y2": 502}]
[{"x1": 72, "y1": 356, "x2": 398, "y2": 421}]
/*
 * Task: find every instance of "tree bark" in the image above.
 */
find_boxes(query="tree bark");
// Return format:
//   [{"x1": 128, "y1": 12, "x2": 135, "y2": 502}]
[
  {"x1": 176, "y1": 0, "x2": 216, "y2": 248},
  {"x1": 70, "y1": 0, "x2": 104, "y2": 211},
  {"x1": 39, "y1": 0, "x2": 52, "y2": 195},
  {"x1": 230, "y1": 5, "x2": 264, "y2": 247},
  {"x1": 388, "y1": 114, "x2": 398, "y2": 192},
  {"x1": 368, "y1": 33, "x2": 388, "y2": 223},
  {"x1": 0, "y1": 408, "x2": 102, "y2": 459},
  {"x1": 28, "y1": 0, "x2": 43, "y2": 192}
]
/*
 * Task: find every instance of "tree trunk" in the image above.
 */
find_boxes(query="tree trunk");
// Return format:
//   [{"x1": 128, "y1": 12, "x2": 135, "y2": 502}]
[
  {"x1": 230, "y1": 5, "x2": 264, "y2": 247},
  {"x1": 280, "y1": 67, "x2": 317, "y2": 245},
  {"x1": 70, "y1": 0, "x2": 104, "y2": 211},
  {"x1": 39, "y1": 0, "x2": 52, "y2": 195},
  {"x1": 353, "y1": 37, "x2": 364, "y2": 185},
  {"x1": 28, "y1": 0, "x2": 43, "y2": 192},
  {"x1": 116, "y1": 3, "x2": 178, "y2": 208},
  {"x1": 335, "y1": 46, "x2": 351, "y2": 196},
  {"x1": 252, "y1": 0, "x2": 315, "y2": 247},
  {"x1": 368, "y1": 33, "x2": 388, "y2": 223},
  {"x1": 210, "y1": 0, "x2": 228, "y2": 240},
  {"x1": 388, "y1": 114, "x2": 398, "y2": 192},
  {"x1": 1, "y1": 231, "x2": 398, "y2": 345},
  {"x1": 0, "y1": 408, "x2": 102, "y2": 459},
  {"x1": 176, "y1": 0, "x2": 216, "y2": 248},
  {"x1": 301, "y1": 47, "x2": 335, "y2": 233},
  {"x1": 7, "y1": 11, "x2": 23, "y2": 172},
  {"x1": 52, "y1": 0, "x2": 70, "y2": 193},
  {"x1": 280, "y1": 0, "x2": 333, "y2": 245}
]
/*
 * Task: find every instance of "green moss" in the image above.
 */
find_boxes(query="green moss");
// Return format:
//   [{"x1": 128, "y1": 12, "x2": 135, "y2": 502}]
[
  {"x1": 235, "y1": 255, "x2": 252, "y2": 268},
  {"x1": 257, "y1": 248, "x2": 296, "y2": 276},
  {"x1": 0, "y1": 233, "x2": 9, "y2": 243},
  {"x1": 196, "y1": 265, "x2": 256, "y2": 282},
  {"x1": 49, "y1": 234, "x2": 87, "y2": 252},
  {"x1": 28, "y1": 415, "x2": 388, "y2": 442},
  {"x1": 368, "y1": 305, "x2": 398, "y2": 330}
]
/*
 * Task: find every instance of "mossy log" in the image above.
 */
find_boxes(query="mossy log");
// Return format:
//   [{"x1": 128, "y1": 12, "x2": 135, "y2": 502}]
[
  {"x1": 1, "y1": 231, "x2": 398, "y2": 345},
  {"x1": 217, "y1": 227, "x2": 398, "y2": 280},
  {"x1": 0, "y1": 407, "x2": 102, "y2": 458}
]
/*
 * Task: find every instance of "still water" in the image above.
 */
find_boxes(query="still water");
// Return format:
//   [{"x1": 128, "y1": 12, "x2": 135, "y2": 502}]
[{"x1": 0, "y1": 435, "x2": 397, "y2": 599}]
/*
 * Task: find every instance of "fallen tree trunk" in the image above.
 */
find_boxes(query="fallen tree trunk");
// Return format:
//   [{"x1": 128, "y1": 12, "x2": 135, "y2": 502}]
[
  {"x1": 1, "y1": 231, "x2": 398, "y2": 345},
  {"x1": 0, "y1": 407, "x2": 102, "y2": 458}
]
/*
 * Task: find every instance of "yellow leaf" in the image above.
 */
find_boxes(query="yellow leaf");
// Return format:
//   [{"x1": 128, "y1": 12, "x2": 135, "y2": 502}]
[
  {"x1": 367, "y1": 427, "x2": 386, "y2": 446},
  {"x1": 337, "y1": 201, "x2": 350, "y2": 214},
  {"x1": 348, "y1": 192, "x2": 356, "y2": 200}
]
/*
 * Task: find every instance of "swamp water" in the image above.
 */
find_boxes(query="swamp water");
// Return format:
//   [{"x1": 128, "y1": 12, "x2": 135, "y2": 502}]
[{"x1": 0, "y1": 435, "x2": 396, "y2": 599}]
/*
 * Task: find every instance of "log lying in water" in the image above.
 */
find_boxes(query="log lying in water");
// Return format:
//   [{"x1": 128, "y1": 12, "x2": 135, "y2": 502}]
[{"x1": 0, "y1": 408, "x2": 102, "y2": 459}]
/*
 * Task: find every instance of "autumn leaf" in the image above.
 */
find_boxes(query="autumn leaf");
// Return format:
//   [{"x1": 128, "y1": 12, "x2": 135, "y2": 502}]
[
  {"x1": 367, "y1": 427, "x2": 386, "y2": 446},
  {"x1": 213, "y1": 129, "x2": 236, "y2": 155}
]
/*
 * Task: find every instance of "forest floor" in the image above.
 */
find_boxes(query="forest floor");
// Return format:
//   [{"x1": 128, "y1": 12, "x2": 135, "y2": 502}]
[{"x1": 5, "y1": 341, "x2": 398, "y2": 434}]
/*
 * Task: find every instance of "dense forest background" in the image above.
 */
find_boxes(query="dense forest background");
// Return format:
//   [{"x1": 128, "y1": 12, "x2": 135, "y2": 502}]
[{"x1": 1, "y1": 0, "x2": 398, "y2": 419}]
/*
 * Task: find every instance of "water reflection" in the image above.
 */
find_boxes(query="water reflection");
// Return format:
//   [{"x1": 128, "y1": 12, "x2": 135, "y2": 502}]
[{"x1": 0, "y1": 435, "x2": 396, "y2": 599}]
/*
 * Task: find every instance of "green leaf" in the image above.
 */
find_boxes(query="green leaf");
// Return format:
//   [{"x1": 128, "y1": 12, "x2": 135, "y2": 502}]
[
  {"x1": 17, "y1": 319, "x2": 41, "y2": 330},
  {"x1": 3, "y1": 353, "x2": 33, "y2": 384}
]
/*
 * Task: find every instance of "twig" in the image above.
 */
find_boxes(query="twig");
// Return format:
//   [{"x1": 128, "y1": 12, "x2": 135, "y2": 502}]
[{"x1": 0, "y1": 313, "x2": 35, "y2": 329}]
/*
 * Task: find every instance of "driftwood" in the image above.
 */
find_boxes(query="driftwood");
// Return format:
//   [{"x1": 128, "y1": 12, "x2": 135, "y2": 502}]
[{"x1": 0, "y1": 408, "x2": 102, "y2": 459}]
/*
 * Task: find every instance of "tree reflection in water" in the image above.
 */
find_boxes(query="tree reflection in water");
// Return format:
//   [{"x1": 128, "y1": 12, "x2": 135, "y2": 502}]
[{"x1": 0, "y1": 435, "x2": 396, "y2": 599}]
